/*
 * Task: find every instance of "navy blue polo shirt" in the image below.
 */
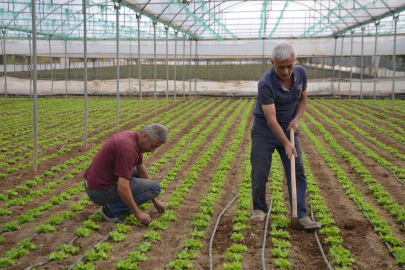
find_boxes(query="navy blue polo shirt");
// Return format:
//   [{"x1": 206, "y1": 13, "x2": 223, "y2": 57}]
[{"x1": 253, "y1": 65, "x2": 307, "y2": 123}]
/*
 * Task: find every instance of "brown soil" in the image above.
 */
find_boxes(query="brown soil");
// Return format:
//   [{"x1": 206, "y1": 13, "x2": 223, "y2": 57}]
[
  {"x1": 1, "y1": 98, "x2": 404, "y2": 270},
  {"x1": 306, "y1": 104, "x2": 405, "y2": 221},
  {"x1": 302, "y1": 113, "x2": 402, "y2": 269}
]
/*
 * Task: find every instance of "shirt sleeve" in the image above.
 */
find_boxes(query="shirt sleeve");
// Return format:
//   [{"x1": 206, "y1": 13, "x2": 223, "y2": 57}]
[
  {"x1": 302, "y1": 68, "x2": 307, "y2": 92},
  {"x1": 114, "y1": 150, "x2": 136, "y2": 180},
  {"x1": 258, "y1": 81, "x2": 274, "y2": 105}
]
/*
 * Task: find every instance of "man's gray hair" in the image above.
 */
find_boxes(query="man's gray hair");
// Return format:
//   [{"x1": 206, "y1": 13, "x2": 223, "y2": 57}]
[
  {"x1": 271, "y1": 43, "x2": 297, "y2": 63},
  {"x1": 140, "y1": 124, "x2": 168, "y2": 143}
]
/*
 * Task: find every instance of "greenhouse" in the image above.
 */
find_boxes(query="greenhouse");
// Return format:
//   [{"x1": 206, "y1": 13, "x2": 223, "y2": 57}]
[{"x1": 1, "y1": 0, "x2": 405, "y2": 269}]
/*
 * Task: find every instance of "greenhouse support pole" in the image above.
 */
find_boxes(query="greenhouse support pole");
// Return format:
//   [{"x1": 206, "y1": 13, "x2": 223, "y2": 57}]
[
  {"x1": 28, "y1": 34, "x2": 32, "y2": 99},
  {"x1": 31, "y1": 0, "x2": 38, "y2": 172},
  {"x1": 165, "y1": 26, "x2": 169, "y2": 110},
  {"x1": 373, "y1": 22, "x2": 379, "y2": 109},
  {"x1": 207, "y1": 60, "x2": 209, "y2": 80},
  {"x1": 313, "y1": 58, "x2": 317, "y2": 79},
  {"x1": 322, "y1": 57, "x2": 325, "y2": 79},
  {"x1": 331, "y1": 37, "x2": 337, "y2": 96},
  {"x1": 49, "y1": 38, "x2": 53, "y2": 97},
  {"x1": 153, "y1": 22, "x2": 157, "y2": 116},
  {"x1": 182, "y1": 34, "x2": 185, "y2": 100},
  {"x1": 262, "y1": 38, "x2": 265, "y2": 74},
  {"x1": 392, "y1": 15, "x2": 398, "y2": 113},
  {"x1": 129, "y1": 38, "x2": 131, "y2": 93},
  {"x1": 137, "y1": 14, "x2": 142, "y2": 123},
  {"x1": 115, "y1": 3, "x2": 120, "y2": 132},
  {"x1": 360, "y1": 27, "x2": 365, "y2": 104},
  {"x1": 349, "y1": 30, "x2": 354, "y2": 100},
  {"x1": 2, "y1": 29, "x2": 7, "y2": 103},
  {"x1": 83, "y1": 0, "x2": 88, "y2": 149},
  {"x1": 189, "y1": 38, "x2": 192, "y2": 100},
  {"x1": 337, "y1": 35, "x2": 344, "y2": 100},
  {"x1": 174, "y1": 31, "x2": 178, "y2": 103},
  {"x1": 194, "y1": 40, "x2": 197, "y2": 97},
  {"x1": 65, "y1": 39, "x2": 67, "y2": 96}
]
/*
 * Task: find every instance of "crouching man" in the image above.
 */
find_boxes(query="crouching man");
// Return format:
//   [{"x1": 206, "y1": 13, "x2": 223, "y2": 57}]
[
  {"x1": 84, "y1": 123, "x2": 168, "y2": 225},
  {"x1": 250, "y1": 43, "x2": 320, "y2": 229}
]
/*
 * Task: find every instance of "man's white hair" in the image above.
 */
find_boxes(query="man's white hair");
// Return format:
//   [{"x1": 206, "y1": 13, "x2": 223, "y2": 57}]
[{"x1": 271, "y1": 43, "x2": 297, "y2": 63}]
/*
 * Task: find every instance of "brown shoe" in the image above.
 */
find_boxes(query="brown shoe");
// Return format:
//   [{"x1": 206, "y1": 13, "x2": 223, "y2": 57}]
[
  {"x1": 250, "y1": 210, "x2": 267, "y2": 222},
  {"x1": 298, "y1": 216, "x2": 321, "y2": 229}
]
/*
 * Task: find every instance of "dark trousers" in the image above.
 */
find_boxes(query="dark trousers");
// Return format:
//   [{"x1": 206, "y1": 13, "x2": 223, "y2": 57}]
[
  {"x1": 86, "y1": 167, "x2": 160, "y2": 219},
  {"x1": 250, "y1": 116, "x2": 307, "y2": 218}
]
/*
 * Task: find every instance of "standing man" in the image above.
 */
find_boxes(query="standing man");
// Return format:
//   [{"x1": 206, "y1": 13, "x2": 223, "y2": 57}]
[
  {"x1": 84, "y1": 123, "x2": 168, "y2": 225},
  {"x1": 250, "y1": 43, "x2": 320, "y2": 229}
]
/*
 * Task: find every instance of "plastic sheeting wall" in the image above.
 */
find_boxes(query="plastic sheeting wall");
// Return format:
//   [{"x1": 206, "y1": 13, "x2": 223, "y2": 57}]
[{"x1": 2, "y1": 36, "x2": 405, "y2": 59}]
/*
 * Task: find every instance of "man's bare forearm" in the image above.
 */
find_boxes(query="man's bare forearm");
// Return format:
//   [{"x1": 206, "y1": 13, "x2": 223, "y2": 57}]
[{"x1": 267, "y1": 119, "x2": 289, "y2": 147}]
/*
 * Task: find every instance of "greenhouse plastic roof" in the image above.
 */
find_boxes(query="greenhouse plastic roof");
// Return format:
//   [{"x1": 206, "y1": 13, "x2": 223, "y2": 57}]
[{"x1": 0, "y1": 0, "x2": 404, "y2": 41}]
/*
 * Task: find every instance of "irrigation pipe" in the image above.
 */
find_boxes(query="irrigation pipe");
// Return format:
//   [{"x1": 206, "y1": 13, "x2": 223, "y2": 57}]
[
  {"x1": 346, "y1": 124, "x2": 405, "y2": 162},
  {"x1": 209, "y1": 193, "x2": 239, "y2": 270},
  {"x1": 377, "y1": 130, "x2": 405, "y2": 146},
  {"x1": 25, "y1": 235, "x2": 79, "y2": 270},
  {"x1": 310, "y1": 207, "x2": 333, "y2": 270},
  {"x1": 352, "y1": 167, "x2": 405, "y2": 227},
  {"x1": 68, "y1": 220, "x2": 127, "y2": 270},
  {"x1": 261, "y1": 198, "x2": 273, "y2": 270},
  {"x1": 351, "y1": 195, "x2": 405, "y2": 269}
]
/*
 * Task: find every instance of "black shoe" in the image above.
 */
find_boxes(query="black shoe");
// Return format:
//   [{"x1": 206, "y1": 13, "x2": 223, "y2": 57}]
[{"x1": 98, "y1": 205, "x2": 121, "y2": 223}]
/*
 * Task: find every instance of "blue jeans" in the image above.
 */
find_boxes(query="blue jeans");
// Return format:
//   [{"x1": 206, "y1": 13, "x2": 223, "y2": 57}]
[
  {"x1": 85, "y1": 167, "x2": 161, "y2": 219},
  {"x1": 251, "y1": 116, "x2": 307, "y2": 219}
]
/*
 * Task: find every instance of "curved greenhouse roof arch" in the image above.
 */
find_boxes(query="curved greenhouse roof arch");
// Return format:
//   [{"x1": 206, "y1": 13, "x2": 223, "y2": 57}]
[{"x1": 0, "y1": 0, "x2": 404, "y2": 41}]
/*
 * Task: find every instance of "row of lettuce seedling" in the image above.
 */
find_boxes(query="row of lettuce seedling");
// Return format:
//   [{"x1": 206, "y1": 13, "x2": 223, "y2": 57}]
[
  {"x1": 301, "y1": 118, "x2": 405, "y2": 267},
  {"x1": 313, "y1": 101, "x2": 405, "y2": 170},
  {"x1": 339, "y1": 100, "x2": 405, "y2": 128},
  {"x1": 58, "y1": 100, "x2": 242, "y2": 270},
  {"x1": 0, "y1": 99, "x2": 179, "y2": 186},
  {"x1": 0, "y1": 100, "x2": 177, "y2": 206},
  {"x1": 320, "y1": 100, "x2": 405, "y2": 145},
  {"x1": 5, "y1": 98, "x2": 176, "y2": 176},
  {"x1": 0, "y1": 99, "x2": 164, "y2": 175},
  {"x1": 111, "y1": 100, "x2": 248, "y2": 270},
  {"x1": 353, "y1": 99, "x2": 405, "y2": 117},
  {"x1": 267, "y1": 153, "x2": 293, "y2": 270},
  {"x1": 306, "y1": 105, "x2": 405, "y2": 224},
  {"x1": 221, "y1": 143, "x2": 251, "y2": 270},
  {"x1": 314, "y1": 101, "x2": 405, "y2": 161},
  {"x1": 167, "y1": 100, "x2": 253, "y2": 270},
  {"x1": 5, "y1": 100, "x2": 228, "y2": 269},
  {"x1": 1, "y1": 99, "x2": 206, "y2": 229},
  {"x1": 302, "y1": 152, "x2": 356, "y2": 268},
  {"x1": 22, "y1": 98, "x2": 217, "y2": 270},
  {"x1": 0, "y1": 100, "x2": 199, "y2": 239},
  {"x1": 333, "y1": 101, "x2": 404, "y2": 134}
]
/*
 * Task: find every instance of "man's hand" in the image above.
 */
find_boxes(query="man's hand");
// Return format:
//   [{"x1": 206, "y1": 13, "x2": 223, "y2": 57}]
[
  {"x1": 135, "y1": 211, "x2": 151, "y2": 225},
  {"x1": 287, "y1": 118, "x2": 299, "y2": 133},
  {"x1": 153, "y1": 199, "x2": 168, "y2": 213},
  {"x1": 285, "y1": 142, "x2": 297, "y2": 160}
]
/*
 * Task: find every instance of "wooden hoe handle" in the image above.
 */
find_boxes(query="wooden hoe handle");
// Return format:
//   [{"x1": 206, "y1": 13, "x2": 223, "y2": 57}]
[{"x1": 290, "y1": 128, "x2": 298, "y2": 219}]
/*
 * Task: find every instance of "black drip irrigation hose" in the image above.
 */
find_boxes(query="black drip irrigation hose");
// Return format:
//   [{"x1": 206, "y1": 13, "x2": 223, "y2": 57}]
[
  {"x1": 345, "y1": 124, "x2": 405, "y2": 163},
  {"x1": 67, "y1": 220, "x2": 127, "y2": 270},
  {"x1": 310, "y1": 207, "x2": 333, "y2": 270},
  {"x1": 344, "y1": 186, "x2": 405, "y2": 269},
  {"x1": 353, "y1": 168, "x2": 405, "y2": 227},
  {"x1": 377, "y1": 130, "x2": 405, "y2": 147},
  {"x1": 261, "y1": 198, "x2": 273, "y2": 270},
  {"x1": 380, "y1": 164, "x2": 405, "y2": 186},
  {"x1": 209, "y1": 193, "x2": 239, "y2": 270},
  {"x1": 24, "y1": 235, "x2": 79, "y2": 270}
]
